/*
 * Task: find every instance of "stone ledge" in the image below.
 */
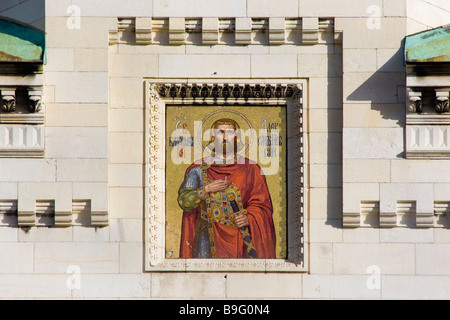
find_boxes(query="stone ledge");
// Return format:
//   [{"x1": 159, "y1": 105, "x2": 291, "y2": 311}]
[{"x1": 109, "y1": 17, "x2": 338, "y2": 46}]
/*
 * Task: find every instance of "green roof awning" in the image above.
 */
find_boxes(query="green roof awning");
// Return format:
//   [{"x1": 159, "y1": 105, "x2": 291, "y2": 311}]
[
  {"x1": 405, "y1": 25, "x2": 450, "y2": 63},
  {"x1": 0, "y1": 19, "x2": 45, "y2": 63}
]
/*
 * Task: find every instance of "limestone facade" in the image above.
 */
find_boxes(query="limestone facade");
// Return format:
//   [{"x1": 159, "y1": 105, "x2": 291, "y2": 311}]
[{"x1": 0, "y1": 0, "x2": 448, "y2": 299}]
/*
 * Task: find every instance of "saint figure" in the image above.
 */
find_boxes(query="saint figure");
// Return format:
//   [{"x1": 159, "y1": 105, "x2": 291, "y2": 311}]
[{"x1": 177, "y1": 118, "x2": 276, "y2": 259}]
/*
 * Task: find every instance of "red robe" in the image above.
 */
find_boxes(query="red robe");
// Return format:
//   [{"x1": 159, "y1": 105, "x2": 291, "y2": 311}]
[{"x1": 179, "y1": 158, "x2": 277, "y2": 259}]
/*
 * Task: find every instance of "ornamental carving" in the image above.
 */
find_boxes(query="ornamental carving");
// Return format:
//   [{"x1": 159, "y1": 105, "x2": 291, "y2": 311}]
[
  {"x1": 0, "y1": 88, "x2": 43, "y2": 115},
  {"x1": 436, "y1": 92, "x2": 450, "y2": 114},
  {"x1": 157, "y1": 84, "x2": 298, "y2": 101},
  {"x1": 1, "y1": 93, "x2": 16, "y2": 113}
]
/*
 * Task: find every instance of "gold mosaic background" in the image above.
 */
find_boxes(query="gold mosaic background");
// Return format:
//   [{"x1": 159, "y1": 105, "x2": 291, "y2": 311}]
[{"x1": 165, "y1": 105, "x2": 287, "y2": 259}]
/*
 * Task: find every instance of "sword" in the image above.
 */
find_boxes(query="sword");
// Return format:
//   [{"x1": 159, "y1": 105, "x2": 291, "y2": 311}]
[{"x1": 229, "y1": 199, "x2": 258, "y2": 259}]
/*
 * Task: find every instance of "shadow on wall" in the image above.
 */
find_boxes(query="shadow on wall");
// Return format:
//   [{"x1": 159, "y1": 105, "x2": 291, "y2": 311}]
[
  {"x1": 325, "y1": 42, "x2": 407, "y2": 229},
  {"x1": 346, "y1": 44, "x2": 406, "y2": 127},
  {"x1": 325, "y1": 49, "x2": 343, "y2": 229},
  {"x1": 0, "y1": 0, "x2": 45, "y2": 32}
]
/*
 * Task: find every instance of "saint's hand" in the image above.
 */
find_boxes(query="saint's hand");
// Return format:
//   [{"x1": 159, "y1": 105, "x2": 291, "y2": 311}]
[
  {"x1": 204, "y1": 179, "x2": 232, "y2": 194},
  {"x1": 235, "y1": 214, "x2": 250, "y2": 228}
]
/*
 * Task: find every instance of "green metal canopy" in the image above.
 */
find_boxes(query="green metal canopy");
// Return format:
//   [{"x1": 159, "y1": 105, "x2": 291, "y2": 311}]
[
  {"x1": 0, "y1": 18, "x2": 45, "y2": 63},
  {"x1": 405, "y1": 25, "x2": 450, "y2": 63}
]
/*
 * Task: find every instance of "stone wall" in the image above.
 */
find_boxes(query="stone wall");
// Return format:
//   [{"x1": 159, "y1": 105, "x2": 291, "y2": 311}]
[{"x1": 0, "y1": 0, "x2": 448, "y2": 299}]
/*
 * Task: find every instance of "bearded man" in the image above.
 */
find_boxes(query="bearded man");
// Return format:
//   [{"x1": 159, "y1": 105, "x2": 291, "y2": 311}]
[{"x1": 177, "y1": 118, "x2": 276, "y2": 259}]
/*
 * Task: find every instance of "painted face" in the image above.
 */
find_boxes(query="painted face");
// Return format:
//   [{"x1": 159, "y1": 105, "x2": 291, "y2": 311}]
[{"x1": 213, "y1": 124, "x2": 236, "y2": 157}]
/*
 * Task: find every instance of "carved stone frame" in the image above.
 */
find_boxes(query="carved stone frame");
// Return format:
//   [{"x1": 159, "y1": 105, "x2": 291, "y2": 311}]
[{"x1": 144, "y1": 78, "x2": 309, "y2": 272}]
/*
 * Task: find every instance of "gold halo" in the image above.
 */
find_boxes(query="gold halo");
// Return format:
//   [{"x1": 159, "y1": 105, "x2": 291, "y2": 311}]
[{"x1": 198, "y1": 109, "x2": 254, "y2": 156}]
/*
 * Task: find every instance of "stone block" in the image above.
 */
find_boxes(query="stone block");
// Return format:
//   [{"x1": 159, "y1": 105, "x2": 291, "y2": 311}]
[
  {"x1": 119, "y1": 242, "x2": 143, "y2": 273},
  {"x1": 159, "y1": 54, "x2": 251, "y2": 78},
  {"x1": 333, "y1": 243, "x2": 416, "y2": 275},
  {"x1": 226, "y1": 273, "x2": 302, "y2": 298},
  {"x1": 109, "y1": 188, "x2": 143, "y2": 219},
  {"x1": 344, "y1": 72, "x2": 405, "y2": 104},
  {"x1": 298, "y1": 54, "x2": 342, "y2": 78},
  {"x1": 268, "y1": 18, "x2": 286, "y2": 45},
  {"x1": 309, "y1": 132, "x2": 342, "y2": 164},
  {"x1": 335, "y1": 18, "x2": 406, "y2": 49},
  {"x1": 391, "y1": 160, "x2": 450, "y2": 183},
  {"x1": 309, "y1": 77, "x2": 343, "y2": 109},
  {"x1": 109, "y1": 109, "x2": 143, "y2": 133},
  {"x1": 343, "y1": 182, "x2": 379, "y2": 213},
  {"x1": 343, "y1": 104, "x2": 405, "y2": 128},
  {"x1": 109, "y1": 77, "x2": 144, "y2": 108},
  {"x1": 109, "y1": 132, "x2": 143, "y2": 164},
  {"x1": 309, "y1": 187, "x2": 342, "y2": 220},
  {"x1": 0, "y1": 182, "x2": 17, "y2": 199},
  {"x1": 151, "y1": 273, "x2": 226, "y2": 298},
  {"x1": 0, "y1": 227, "x2": 18, "y2": 241},
  {"x1": 73, "y1": 182, "x2": 108, "y2": 213},
  {"x1": 310, "y1": 164, "x2": 342, "y2": 188},
  {"x1": 109, "y1": 218, "x2": 143, "y2": 242},
  {"x1": 152, "y1": 0, "x2": 246, "y2": 17},
  {"x1": 0, "y1": 159, "x2": 56, "y2": 182},
  {"x1": 185, "y1": 44, "x2": 269, "y2": 55},
  {"x1": 377, "y1": 48, "x2": 406, "y2": 72},
  {"x1": 46, "y1": 104, "x2": 108, "y2": 127},
  {"x1": 383, "y1": 0, "x2": 406, "y2": 17},
  {"x1": 46, "y1": 127, "x2": 108, "y2": 159},
  {"x1": 45, "y1": 72, "x2": 108, "y2": 103},
  {"x1": 251, "y1": 54, "x2": 297, "y2": 78},
  {"x1": 301, "y1": 17, "x2": 319, "y2": 44},
  {"x1": 343, "y1": 128, "x2": 404, "y2": 159},
  {"x1": 34, "y1": 242, "x2": 119, "y2": 273},
  {"x1": 343, "y1": 49, "x2": 377, "y2": 73},
  {"x1": 75, "y1": 48, "x2": 108, "y2": 72},
  {"x1": 57, "y1": 159, "x2": 108, "y2": 182},
  {"x1": 343, "y1": 159, "x2": 390, "y2": 182},
  {"x1": 417, "y1": 244, "x2": 450, "y2": 275},
  {"x1": 18, "y1": 227, "x2": 73, "y2": 242},
  {"x1": 383, "y1": 276, "x2": 450, "y2": 300},
  {"x1": 309, "y1": 243, "x2": 333, "y2": 274},
  {"x1": 77, "y1": 274, "x2": 151, "y2": 298},
  {"x1": 109, "y1": 164, "x2": 143, "y2": 187},
  {"x1": 248, "y1": 0, "x2": 299, "y2": 17},
  {"x1": 308, "y1": 108, "x2": 343, "y2": 133},
  {"x1": 109, "y1": 53, "x2": 158, "y2": 78},
  {"x1": 343, "y1": 228, "x2": 380, "y2": 243},
  {"x1": 71, "y1": 0, "x2": 152, "y2": 17},
  {"x1": 309, "y1": 218, "x2": 343, "y2": 243},
  {"x1": 18, "y1": 181, "x2": 72, "y2": 217},
  {"x1": 73, "y1": 226, "x2": 109, "y2": 242},
  {"x1": 299, "y1": 0, "x2": 383, "y2": 17},
  {"x1": 380, "y1": 228, "x2": 434, "y2": 243},
  {"x1": 202, "y1": 18, "x2": 219, "y2": 45},
  {"x1": 303, "y1": 275, "x2": 380, "y2": 299},
  {"x1": 0, "y1": 275, "x2": 70, "y2": 299},
  {"x1": 379, "y1": 183, "x2": 434, "y2": 227},
  {"x1": 235, "y1": 17, "x2": 252, "y2": 45},
  {"x1": 45, "y1": 48, "x2": 75, "y2": 72},
  {"x1": 0, "y1": 243, "x2": 34, "y2": 273},
  {"x1": 46, "y1": 17, "x2": 116, "y2": 48}
]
